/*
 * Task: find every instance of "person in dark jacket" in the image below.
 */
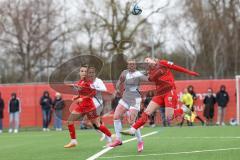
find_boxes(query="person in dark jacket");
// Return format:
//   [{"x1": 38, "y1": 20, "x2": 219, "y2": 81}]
[
  {"x1": 40, "y1": 91, "x2": 52, "y2": 131},
  {"x1": 216, "y1": 85, "x2": 229, "y2": 126},
  {"x1": 8, "y1": 93, "x2": 21, "y2": 133},
  {"x1": 0, "y1": 92, "x2": 4, "y2": 133},
  {"x1": 203, "y1": 88, "x2": 216, "y2": 125},
  {"x1": 52, "y1": 92, "x2": 65, "y2": 131}
]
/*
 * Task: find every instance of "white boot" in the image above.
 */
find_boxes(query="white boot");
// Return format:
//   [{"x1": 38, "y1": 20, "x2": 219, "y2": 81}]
[
  {"x1": 14, "y1": 129, "x2": 18, "y2": 133},
  {"x1": 8, "y1": 129, "x2": 13, "y2": 133}
]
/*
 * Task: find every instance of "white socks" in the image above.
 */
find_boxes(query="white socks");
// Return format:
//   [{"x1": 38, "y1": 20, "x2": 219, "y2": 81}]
[
  {"x1": 106, "y1": 136, "x2": 112, "y2": 143},
  {"x1": 71, "y1": 139, "x2": 78, "y2": 144},
  {"x1": 135, "y1": 129, "x2": 142, "y2": 142},
  {"x1": 114, "y1": 119, "x2": 122, "y2": 140},
  {"x1": 114, "y1": 119, "x2": 142, "y2": 143}
]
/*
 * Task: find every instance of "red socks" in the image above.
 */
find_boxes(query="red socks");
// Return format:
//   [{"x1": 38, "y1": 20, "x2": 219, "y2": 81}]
[
  {"x1": 132, "y1": 112, "x2": 148, "y2": 130},
  {"x1": 68, "y1": 124, "x2": 76, "y2": 139},
  {"x1": 99, "y1": 125, "x2": 112, "y2": 137},
  {"x1": 68, "y1": 124, "x2": 112, "y2": 140}
]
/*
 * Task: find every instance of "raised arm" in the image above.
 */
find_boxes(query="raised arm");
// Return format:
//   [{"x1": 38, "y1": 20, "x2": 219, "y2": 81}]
[{"x1": 160, "y1": 60, "x2": 199, "y2": 76}]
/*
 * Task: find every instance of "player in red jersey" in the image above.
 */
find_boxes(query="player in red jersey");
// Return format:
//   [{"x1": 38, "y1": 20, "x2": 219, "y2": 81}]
[
  {"x1": 64, "y1": 65, "x2": 112, "y2": 148},
  {"x1": 121, "y1": 57, "x2": 199, "y2": 136}
]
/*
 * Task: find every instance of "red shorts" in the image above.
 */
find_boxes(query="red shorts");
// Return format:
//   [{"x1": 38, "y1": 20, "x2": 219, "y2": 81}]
[
  {"x1": 82, "y1": 109, "x2": 99, "y2": 120},
  {"x1": 151, "y1": 90, "x2": 177, "y2": 108},
  {"x1": 73, "y1": 100, "x2": 98, "y2": 120}
]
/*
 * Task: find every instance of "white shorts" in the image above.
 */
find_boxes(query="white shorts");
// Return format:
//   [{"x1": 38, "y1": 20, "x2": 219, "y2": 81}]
[
  {"x1": 96, "y1": 105, "x2": 103, "y2": 116},
  {"x1": 119, "y1": 98, "x2": 142, "y2": 111},
  {"x1": 93, "y1": 98, "x2": 103, "y2": 116}
]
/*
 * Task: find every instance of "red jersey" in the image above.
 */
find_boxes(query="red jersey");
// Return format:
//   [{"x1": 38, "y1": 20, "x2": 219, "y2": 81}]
[
  {"x1": 74, "y1": 79, "x2": 96, "y2": 113},
  {"x1": 76, "y1": 79, "x2": 96, "y2": 98},
  {"x1": 148, "y1": 60, "x2": 199, "y2": 95}
]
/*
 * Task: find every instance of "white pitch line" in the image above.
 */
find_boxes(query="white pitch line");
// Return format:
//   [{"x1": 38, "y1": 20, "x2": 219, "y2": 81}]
[
  {"x1": 86, "y1": 131, "x2": 158, "y2": 160},
  {"x1": 99, "y1": 147, "x2": 240, "y2": 159}
]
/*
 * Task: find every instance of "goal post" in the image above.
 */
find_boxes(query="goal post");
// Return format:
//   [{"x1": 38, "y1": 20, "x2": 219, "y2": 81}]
[{"x1": 236, "y1": 75, "x2": 240, "y2": 125}]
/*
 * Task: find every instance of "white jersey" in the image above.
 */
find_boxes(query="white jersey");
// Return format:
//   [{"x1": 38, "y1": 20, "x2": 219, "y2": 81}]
[
  {"x1": 91, "y1": 78, "x2": 107, "y2": 108},
  {"x1": 121, "y1": 70, "x2": 147, "y2": 101},
  {"x1": 118, "y1": 70, "x2": 148, "y2": 111}
]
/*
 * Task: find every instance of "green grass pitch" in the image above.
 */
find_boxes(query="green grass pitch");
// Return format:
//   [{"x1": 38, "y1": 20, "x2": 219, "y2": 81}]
[{"x1": 1, "y1": 126, "x2": 240, "y2": 160}]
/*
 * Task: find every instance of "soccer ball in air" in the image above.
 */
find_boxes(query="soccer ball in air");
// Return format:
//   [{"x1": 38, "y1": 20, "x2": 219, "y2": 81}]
[{"x1": 131, "y1": 4, "x2": 142, "y2": 15}]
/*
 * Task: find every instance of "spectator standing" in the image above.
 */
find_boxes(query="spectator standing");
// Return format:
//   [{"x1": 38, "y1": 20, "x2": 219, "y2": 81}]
[
  {"x1": 203, "y1": 88, "x2": 216, "y2": 125},
  {"x1": 187, "y1": 85, "x2": 205, "y2": 125},
  {"x1": 216, "y1": 85, "x2": 229, "y2": 126},
  {"x1": 0, "y1": 92, "x2": 4, "y2": 133},
  {"x1": 52, "y1": 92, "x2": 65, "y2": 131},
  {"x1": 40, "y1": 91, "x2": 52, "y2": 131},
  {"x1": 8, "y1": 93, "x2": 21, "y2": 133}
]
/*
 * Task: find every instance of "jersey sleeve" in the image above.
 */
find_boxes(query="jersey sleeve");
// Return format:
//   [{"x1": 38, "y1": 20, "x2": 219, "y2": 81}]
[
  {"x1": 159, "y1": 60, "x2": 199, "y2": 76},
  {"x1": 93, "y1": 79, "x2": 107, "y2": 92}
]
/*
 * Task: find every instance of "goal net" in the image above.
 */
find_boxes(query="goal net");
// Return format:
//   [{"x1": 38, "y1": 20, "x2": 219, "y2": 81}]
[{"x1": 236, "y1": 75, "x2": 240, "y2": 125}]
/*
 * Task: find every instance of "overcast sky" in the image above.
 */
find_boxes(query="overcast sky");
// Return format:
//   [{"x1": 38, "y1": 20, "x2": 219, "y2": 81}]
[
  {"x1": 135, "y1": 0, "x2": 187, "y2": 52},
  {"x1": 61, "y1": 0, "x2": 187, "y2": 53}
]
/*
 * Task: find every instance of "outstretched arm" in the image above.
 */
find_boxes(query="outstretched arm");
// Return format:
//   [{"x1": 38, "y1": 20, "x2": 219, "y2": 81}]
[{"x1": 160, "y1": 60, "x2": 199, "y2": 76}]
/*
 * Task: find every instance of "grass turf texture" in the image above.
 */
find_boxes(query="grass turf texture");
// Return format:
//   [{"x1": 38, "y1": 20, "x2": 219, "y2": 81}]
[{"x1": 0, "y1": 126, "x2": 240, "y2": 160}]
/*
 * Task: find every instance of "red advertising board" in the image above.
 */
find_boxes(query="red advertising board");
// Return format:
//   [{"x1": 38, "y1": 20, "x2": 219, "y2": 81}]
[{"x1": 0, "y1": 79, "x2": 236, "y2": 127}]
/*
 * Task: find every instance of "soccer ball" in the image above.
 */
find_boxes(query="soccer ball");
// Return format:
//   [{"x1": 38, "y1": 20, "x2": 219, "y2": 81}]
[
  {"x1": 131, "y1": 4, "x2": 142, "y2": 15},
  {"x1": 229, "y1": 118, "x2": 238, "y2": 126}
]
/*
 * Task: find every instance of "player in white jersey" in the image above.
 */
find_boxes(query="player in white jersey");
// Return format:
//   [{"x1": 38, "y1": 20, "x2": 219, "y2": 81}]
[
  {"x1": 108, "y1": 59, "x2": 148, "y2": 152},
  {"x1": 87, "y1": 66, "x2": 112, "y2": 144}
]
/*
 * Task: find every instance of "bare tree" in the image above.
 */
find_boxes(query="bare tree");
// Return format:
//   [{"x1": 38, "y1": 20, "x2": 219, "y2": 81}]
[
  {"x1": 70, "y1": 0, "x2": 169, "y2": 79},
  {"x1": 174, "y1": 0, "x2": 240, "y2": 78},
  {"x1": 0, "y1": 0, "x2": 71, "y2": 82}
]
